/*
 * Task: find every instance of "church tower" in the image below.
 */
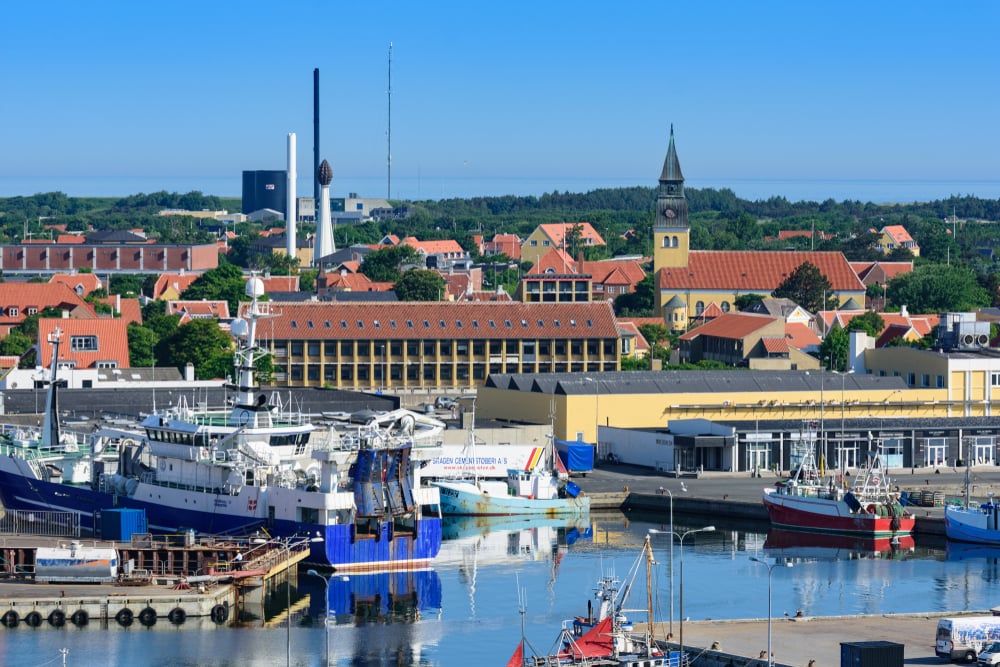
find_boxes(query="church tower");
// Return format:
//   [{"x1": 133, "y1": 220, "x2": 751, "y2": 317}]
[{"x1": 653, "y1": 125, "x2": 690, "y2": 273}]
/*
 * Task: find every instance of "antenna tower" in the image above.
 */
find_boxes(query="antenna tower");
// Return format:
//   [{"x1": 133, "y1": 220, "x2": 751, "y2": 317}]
[{"x1": 387, "y1": 41, "x2": 392, "y2": 200}]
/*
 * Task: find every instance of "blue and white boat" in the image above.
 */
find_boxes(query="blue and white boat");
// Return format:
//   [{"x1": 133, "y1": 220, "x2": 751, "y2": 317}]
[
  {"x1": 0, "y1": 278, "x2": 445, "y2": 570},
  {"x1": 945, "y1": 499, "x2": 1000, "y2": 546}
]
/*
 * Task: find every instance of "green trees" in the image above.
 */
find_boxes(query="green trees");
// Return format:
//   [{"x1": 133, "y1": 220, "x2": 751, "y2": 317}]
[
  {"x1": 394, "y1": 269, "x2": 445, "y2": 301},
  {"x1": 735, "y1": 293, "x2": 768, "y2": 311},
  {"x1": 613, "y1": 274, "x2": 655, "y2": 317},
  {"x1": 181, "y1": 262, "x2": 246, "y2": 313},
  {"x1": 360, "y1": 245, "x2": 421, "y2": 282},
  {"x1": 887, "y1": 264, "x2": 989, "y2": 313},
  {"x1": 773, "y1": 262, "x2": 833, "y2": 313},
  {"x1": 156, "y1": 319, "x2": 234, "y2": 380}
]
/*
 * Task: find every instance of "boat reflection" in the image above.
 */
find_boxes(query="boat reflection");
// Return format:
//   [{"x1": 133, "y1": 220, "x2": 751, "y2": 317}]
[
  {"x1": 764, "y1": 528, "x2": 915, "y2": 561},
  {"x1": 306, "y1": 569, "x2": 442, "y2": 625},
  {"x1": 945, "y1": 541, "x2": 1000, "y2": 562},
  {"x1": 439, "y1": 513, "x2": 592, "y2": 564}
]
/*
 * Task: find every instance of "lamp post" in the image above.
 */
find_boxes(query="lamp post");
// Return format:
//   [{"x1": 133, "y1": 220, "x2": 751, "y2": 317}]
[
  {"x1": 649, "y1": 525, "x2": 715, "y2": 661},
  {"x1": 834, "y1": 370, "x2": 853, "y2": 471},
  {"x1": 307, "y1": 569, "x2": 331, "y2": 667},
  {"x1": 750, "y1": 556, "x2": 792, "y2": 667}
]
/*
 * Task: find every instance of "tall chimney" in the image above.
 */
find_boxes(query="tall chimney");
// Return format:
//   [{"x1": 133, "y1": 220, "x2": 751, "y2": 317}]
[
  {"x1": 313, "y1": 68, "x2": 320, "y2": 206},
  {"x1": 286, "y1": 132, "x2": 297, "y2": 258}
]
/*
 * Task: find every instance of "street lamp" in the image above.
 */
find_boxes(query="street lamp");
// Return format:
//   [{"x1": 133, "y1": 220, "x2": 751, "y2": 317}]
[
  {"x1": 649, "y1": 525, "x2": 715, "y2": 662},
  {"x1": 834, "y1": 369, "x2": 853, "y2": 472},
  {"x1": 307, "y1": 569, "x2": 331, "y2": 667},
  {"x1": 750, "y1": 556, "x2": 792, "y2": 667},
  {"x1": 649, "y1": 484, "x2": 686, "y2": 638}
]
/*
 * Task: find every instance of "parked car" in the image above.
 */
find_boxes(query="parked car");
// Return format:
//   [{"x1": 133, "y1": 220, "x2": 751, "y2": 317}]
[{"x1": 435, "y1": 396, "x2": 457, "y2": 409}]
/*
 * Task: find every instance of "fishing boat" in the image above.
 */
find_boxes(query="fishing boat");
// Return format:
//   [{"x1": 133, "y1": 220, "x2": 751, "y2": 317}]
[
  {"x1": 0, "y1": 278, "x2": 445, "y2": 570},
  {"x1": 762, "y1": 440, "x2": 914, "y2": 539},
  {"x1": 430, "y1": 420, "x2": 589, "y2": 516},
  {"x1": 507, "y1": 535, "x2": 676, "y2": 667},
  {"x1": 945, "y1": 491, "x2": 1000, "y2": 545}
]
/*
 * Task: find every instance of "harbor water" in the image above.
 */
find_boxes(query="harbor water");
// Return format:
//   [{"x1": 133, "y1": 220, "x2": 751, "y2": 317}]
[{"x1": 1, "y1": 511, "x2": 996, "y2": 666}]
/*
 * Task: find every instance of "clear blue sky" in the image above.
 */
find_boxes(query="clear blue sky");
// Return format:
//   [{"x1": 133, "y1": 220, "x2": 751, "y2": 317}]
[{"x1": 3, "y1": 1, "x2": 999, "y2": 200}]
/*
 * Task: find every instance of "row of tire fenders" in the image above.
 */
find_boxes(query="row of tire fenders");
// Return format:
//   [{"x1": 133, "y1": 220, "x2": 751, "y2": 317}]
[{"x1": 0, "y1": 602, "x2": 229, "y2": 628}]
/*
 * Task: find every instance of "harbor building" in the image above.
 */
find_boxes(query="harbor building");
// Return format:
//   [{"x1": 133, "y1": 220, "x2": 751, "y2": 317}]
[{"x1": 258, "y1": 301, "x2": 621, "y2": 390}]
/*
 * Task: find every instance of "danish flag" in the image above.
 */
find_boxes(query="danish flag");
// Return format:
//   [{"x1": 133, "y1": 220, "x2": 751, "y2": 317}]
[{"x1": 248, "y1": 498, "x2": 258, "y2": 511}]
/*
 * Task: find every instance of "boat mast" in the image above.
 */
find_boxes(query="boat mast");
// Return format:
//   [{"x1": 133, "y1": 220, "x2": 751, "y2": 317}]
[{"x1": 41, "y1": 327, "x2": 65, "y2": 448}]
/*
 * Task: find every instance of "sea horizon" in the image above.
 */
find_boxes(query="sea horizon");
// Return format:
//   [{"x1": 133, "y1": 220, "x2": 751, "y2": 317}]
[{"x1": 2, "y1": 175, "x2": 998, "y2": 206}]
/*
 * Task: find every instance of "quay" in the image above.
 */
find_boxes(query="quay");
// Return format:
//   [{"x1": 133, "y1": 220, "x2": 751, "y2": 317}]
[
  {"x1": 0, "y1": 532, "x2": 313, "y2": 629},
  {"x1": 637, "y1": 612, "x2": 958, "y2": 667},
  {"x1": 576, "y1": 463, "x2": 1000, "y2": 537}
]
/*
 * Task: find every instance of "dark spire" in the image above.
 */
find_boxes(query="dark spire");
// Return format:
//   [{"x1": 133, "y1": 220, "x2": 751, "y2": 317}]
[
  {"x1": 318, "y1": 159, "x2": 332, "y2": 186},
  {"x1": 659, "y1": 124, "x2": 684, "y2": 183}
]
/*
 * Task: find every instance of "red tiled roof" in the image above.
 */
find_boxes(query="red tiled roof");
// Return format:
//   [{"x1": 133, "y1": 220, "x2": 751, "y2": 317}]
[
  {"x1": 258, "y1": 276, "x2": 299, "y2": 293},
  {"x1": 96, "y1": 296, "x2": 143, "y2": 325},
  {"x1": 679, "y1": 312, "x2": 779, "y2": 341},
  {"x1": 153, "y1": 273, "x2": 200, "y2": 299},
  {"x1": 527, "y1": 248, "x2": 577, "y2": 275},
  {"x1": 876, "y1": 323, "x2": 916, "y2": 348},
  {"x1": 882, "y1": 225, "x2": 914, "y2": 244},
  {"x1": 37, "y1": 318, "x2": 131, "y2": 369},
  {"x1": 166, "y1": 301, "x2": 231, "y2": 319},
  {"x1": 258, "y1": 301, "x2": 619, "y2": 340},
  {"x1": 761, "y1": 336, "x2": 789, "y2": 354},
  {"x1": 401, "y1": 237, "x2": 466, "y2": 255},
  {"x1": 658, "y1": 251, "x2": 864, "y2": 292},
  {"x1": 49, "y1": 273, "x2": 103, "y2": 296},
  {"x1": 536, "y1": 223, "x2": 606, "y2": 247},
  {"x1": 616, "y1": 321, "x2": 650, "y2": 351},
  {"x1": 785, "y1": 322, "x2": 821, "y2": 349},
  {"x1": 462, "y1": 290, "x2": 513, "y2": 302},
  {"x1": 0, "y1": 283, "x2": 94, "y2": 332},
  {"x1": 850, "y1": 261, "x2": 914, "y2": 283},
  {"x1": 581, "y1": 259, "x2": 646, "y2": 287},
  {"x1": 56, "y1": 234, "x2": 86, "y2": 244}
]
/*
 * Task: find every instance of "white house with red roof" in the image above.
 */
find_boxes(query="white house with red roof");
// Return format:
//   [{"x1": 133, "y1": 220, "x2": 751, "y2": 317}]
[
  {"x1": 0, "y1": 283, "x2": 96, "y2": 336},
  {"x1": 677, "y1": 312, "x2": 820, "y2": 370}
]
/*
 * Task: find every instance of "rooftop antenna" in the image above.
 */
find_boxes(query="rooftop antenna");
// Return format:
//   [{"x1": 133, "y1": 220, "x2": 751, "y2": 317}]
[{"x1": 387, "y1": 41, "x2": 393, "y2": 200}]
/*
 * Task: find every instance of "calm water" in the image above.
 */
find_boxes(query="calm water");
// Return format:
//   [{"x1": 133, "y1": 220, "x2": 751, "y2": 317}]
[{"x1": 2, "y1": 512, "x2": 998, "y2": 666}]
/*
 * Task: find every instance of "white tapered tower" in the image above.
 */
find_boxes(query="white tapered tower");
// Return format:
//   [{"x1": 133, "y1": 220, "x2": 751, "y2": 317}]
[{"x1": 313, "y1": 159, "x2": 334, "y2": 265}]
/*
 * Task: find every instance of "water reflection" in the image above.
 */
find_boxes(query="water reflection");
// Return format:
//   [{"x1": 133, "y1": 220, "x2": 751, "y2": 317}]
[{"x1": 763, "y1": 528, "x2": 916, "y2": 561}]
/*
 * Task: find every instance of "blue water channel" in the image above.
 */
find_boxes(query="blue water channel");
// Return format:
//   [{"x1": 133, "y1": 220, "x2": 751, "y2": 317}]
[{"x1": 1, "y1": 511, "x2": 995, "y2": 666}]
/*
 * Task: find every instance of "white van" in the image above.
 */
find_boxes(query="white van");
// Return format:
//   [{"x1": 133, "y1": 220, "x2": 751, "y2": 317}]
[{"x1": 937, "y1": 617, "x2": 1000, "y2": 662}]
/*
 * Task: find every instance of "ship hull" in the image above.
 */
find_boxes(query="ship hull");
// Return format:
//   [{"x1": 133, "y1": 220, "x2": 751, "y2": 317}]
[
  {"x1": 0, "y1": 467, "x2": 440, "y2": 570},
  {"x1": 763, "y1": 488, "x2": 914, "y2": 537},
  {"x1": 432, "y1": 480, "x2": 590, "y2": 516},
  {"x1": 945, "y1": 504, "x2": 1000, "y2": 545}
]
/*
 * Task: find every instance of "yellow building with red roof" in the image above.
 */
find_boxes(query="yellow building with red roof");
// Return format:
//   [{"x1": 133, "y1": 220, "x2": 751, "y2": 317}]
[{"x1": 652, "y1": 127, "x2": 866, "y2": 322}]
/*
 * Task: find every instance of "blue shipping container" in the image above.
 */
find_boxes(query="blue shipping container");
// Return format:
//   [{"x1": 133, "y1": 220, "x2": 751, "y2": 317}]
[{"x1": 100, "y1": 508, "x2": 148, "y2": 541}]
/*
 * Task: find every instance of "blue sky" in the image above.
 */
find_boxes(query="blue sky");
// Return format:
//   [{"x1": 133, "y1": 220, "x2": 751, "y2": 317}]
[{"x1": 2, "y1": 1, "x2": 999, "y2": 200}]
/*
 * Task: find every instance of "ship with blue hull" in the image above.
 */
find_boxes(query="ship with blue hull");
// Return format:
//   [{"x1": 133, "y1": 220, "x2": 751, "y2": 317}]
[{"x1": 0, "y1": 278, "x2": 445, "y2": 570}]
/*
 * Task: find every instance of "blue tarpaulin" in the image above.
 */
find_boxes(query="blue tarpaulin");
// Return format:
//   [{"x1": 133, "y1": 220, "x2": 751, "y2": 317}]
[{"x1": 554, "y1": 439, "x2": 594, "y2": 473}]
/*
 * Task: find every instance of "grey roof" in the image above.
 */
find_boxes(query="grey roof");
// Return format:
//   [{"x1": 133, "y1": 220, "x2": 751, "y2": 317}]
[
  {"x1": 747, "y1": 298, "x2": 803, "y2": 318},
  {"x1": 85, "y1": 229, "x2": 148, "y2": 244},
  {"x1": 659, "y1": 125, "x2": 684, "y2": 183},
  {"x1": 842, "y1": 297, "x2": 865, "y2": 310},
  {"x1": 485, "y1": 369, "x2": 908, "y2": 396},
  {"x1": 663, "y1": 295, "x2": 686, "y2": 309}
]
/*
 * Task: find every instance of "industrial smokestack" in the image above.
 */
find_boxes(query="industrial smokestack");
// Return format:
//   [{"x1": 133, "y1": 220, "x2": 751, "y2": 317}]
[
  {"x1": 286, "y1": 133, "x2": 297, "y2": 258},
  {"x1": 313, "y1": 68, "x2": 320, "y2": 206}
]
